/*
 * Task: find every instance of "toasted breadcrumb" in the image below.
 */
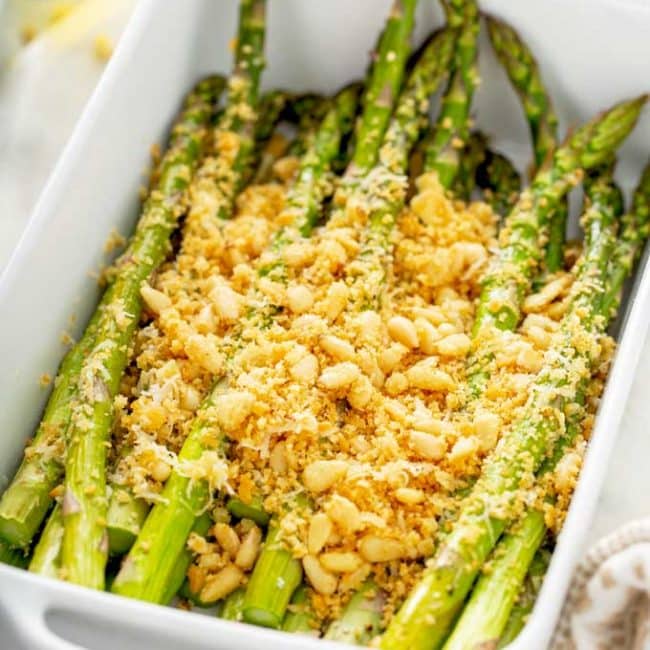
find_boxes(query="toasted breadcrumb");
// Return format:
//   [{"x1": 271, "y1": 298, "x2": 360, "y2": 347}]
[{"x1": 107, "y1": 168, "x2": 610, "y2": 623}]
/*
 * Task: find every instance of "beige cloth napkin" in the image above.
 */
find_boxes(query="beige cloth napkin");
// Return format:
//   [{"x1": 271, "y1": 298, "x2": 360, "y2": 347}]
[{"x1": 552, "y1": 518, "x2": 650, "y2": 650}]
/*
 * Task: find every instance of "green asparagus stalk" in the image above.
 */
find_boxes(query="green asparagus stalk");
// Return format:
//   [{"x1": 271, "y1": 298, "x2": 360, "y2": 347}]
[
  {"x1": 227, "y1": 495, "x2": 270, "y2": 527},
  {"x1": 59, "y1": 2, "x2": 267, "y2": 591},
  {"x1": 248, "y1": 90, "x2": 290, "y2": 176},
  {"x1": 275, "y1": 83, "x2": 362, "y2": 240},
  {"x1": 0, "y1": 539, "x2": 28, "y2": 568},
  {"x1": 58, "y1": 79, "x2": 239, "y2": 591},
  {"x1": 454, "y1": 131, "x2": 487, "y2": 200},
  {"x1": 242, "y1": 29, "x2": 456, "y2": 627},
  {"x1": 346, "y1": 0, "x2": 418, "y2": 178},
  {"x1": 544, "y1": 199, "x2": 569, "y2": 273},
  {"x1": 242, "y1": 522, "x2": 304, "y2": 628},
  {"x1": 468, "y1": 96, "x2": 646, "y2": 397},
  {"x1": 0, "y1": 310, "x2": 103, "y2": 549},
  {"x1": 441, "y1": 510, "x2": 546, "y2": 650},
  {"x1": 197, "y1": 0, "x2": 267, "y2": 222},
  {"x1": 325, "y1": 579, "x2": 386, "y2": 645},
  {"x1": 497, "y1": 550, "x2": 550, "y2": 648},
  {"x1": 476, "y1": 147, "x2": 522, "y2": 217},
  {"x1": 104, "y1": 87, "x2": 355, "y2": 558},
  {"x1": 486, "y1": 15, "x2": 566, "y2": 274},
  {"x1": 286, "y1": 94, "x2": 330, "y2": 158},
  {"x1": 89, "y1": 1, "x2": 268, "y2": 575},
  {"x1": 28, "y1": 503, "x2": 64, "y2": 578},
  {"x1": 444, "y1": 166, "x2": 644, "y2": 649},
  {"x1": 600, "y1": 160, "x2": 650, "y2": 320},
  {"x1": 106, "y1": 486, "x2": 150, "y2": 556},
  {"x1": 486, "y1": 15, "x2": 557, "y2": 171},
  {"x1": 104, "y1": 90, "x2": 293, "y2": 558},
  {"x1": 162, "y1": 512, "x2": 212, "y2": 605},
  {"x1": 0, "y1": 76, "x2": 224, "y2": 553},
  {"x1": 381, "y1": 153, "x2": 628, "y2": 650},
  {"x1": 221, "y1": 587, "x2": 246, "y2": 621},
  {"x1": 111, "y1": 79, "x2": 360, "y2": 606},
  {"x1": 424, "y1": 0, "x2": 479, "y2": 190},
  {"x1": 443, "y1": 169, "x2": 624, "y2": 649},
  {"x1": 282, "y1": 585, "x2": 319, "y2": 635}
]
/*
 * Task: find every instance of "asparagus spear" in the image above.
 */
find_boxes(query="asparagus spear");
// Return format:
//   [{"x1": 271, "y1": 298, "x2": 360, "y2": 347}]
[
  {"x1": 476, "y1": 146, "x2": 522, "y2": 217},
  {"x1": 28, "y1": 503, "x2": 64, "y2": 578},
  {"x1": 324, "y1": 580, "x2": 386, "y2": 645},
  {"x1": 241, "y1": 521, "x2": 305, "y2": 628},
  {"x1": 0, "y1": 76, "x2": 224, "y2": 553},
  {"x1": 111, "y1": 80, "x2": 361, "y2": 606},
  {"x1": 442, "y1": 510, "x2": 546, "y2": 650},
  {"x1": 226, "y1": 495, "x2": 271, "y2": 527},
  {"x1": 162, "y1": 513, "x2": 212, "y2": 605},
  {"x1": 104, "y1": 88, "x2": 291, "y2": 558},
  {"x1": 486, "y1": 14, "x2": 565, "y2": 273},
  {"x1": 486, "y1": 15, "x2": 557, "y2": 171},
  {"x1": 600, "y1": 160, "x2": 650, "y2": 320},
  {"x1": 242, "y1": 28, "x2": 456, "y2": 628},
  {"x1": 282, "y1": 585, "x2": 319, "y2": 635},
  {"x1": 468, "y1": 96, "x2": 646, "y2": 398},
  {"x1": 113, "y1": 83, "x2": 360, "y2": 578},
  {"x1": 346, "y1": 0, "x2": 418, "y2": 178},
  {"x1": 0, "y1": 310, "x2": 103, "y2": 549},
  {"x1": 105, "y1": 86, "x2": 357, "y2": 557},
  {"x1": 285, "y1": 94, "x2": 330, "y2": 158},
  {"x1": 442, "y1": 169, "x2": 625, "y2": 649},
  {"x1": 424, "y1": 0, "x2": 479, "y2": 190},
  {"x1": 106, "y1": 486, "x2": 151, "y2": 556},
  {"x1": 59, "y1": 1, "x2": 267, "y2": 591},
  {"x1": 454, "y1": 131, "x2": 487, "y2": 200},
  {"x1": 381, "y1": 145, "x2": 635, "y2": 650},
  {"x1": 0, "y1": 539, "x2": 28, "y2": 569},
  {"x1": 497, "y1": 550, "x2": 550, "y2": 648},
  {"x1": 191, "y1": 0, "x2": 267, "y2": 223},
  {"x1": 248, "y1": 90, "x2": 290, "y2": 180},
  {"x1": 221, "y1": 587, "x2": 246, "y2": 621}
]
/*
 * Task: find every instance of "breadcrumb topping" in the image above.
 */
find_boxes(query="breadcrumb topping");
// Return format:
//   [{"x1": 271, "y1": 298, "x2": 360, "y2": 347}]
[{"x1": 107, "y1": 168, "x2": 611, "y2": 628}]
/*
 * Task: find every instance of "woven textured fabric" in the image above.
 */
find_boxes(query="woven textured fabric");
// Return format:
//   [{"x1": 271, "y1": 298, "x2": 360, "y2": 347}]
[{"x1": 552, "y1": 518, "x2": 650, "y2": 650}]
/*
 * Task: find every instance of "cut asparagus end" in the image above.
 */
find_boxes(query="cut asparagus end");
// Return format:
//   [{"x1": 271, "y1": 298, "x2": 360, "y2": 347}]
[
  {"x1": 325, "y1": 579, "x2": 385, "y2": 644},
  {"x1": 242, "y1": 525, "x2": 303, "y2": 628},
  {"x1": 227, "y1": 497, "x2": 270, "y2": 527},
  {"x1": 221, "y1": 587, "x2": 246, "y2": 621},
  {"x1": 0, "y1": 538, "x2": 29, "y2": 569},
  {"x1": 107, "y1": 492, "x2": 150, "y2": 555},
  {"x1": 29, "y1": 503, "x2": 64, "y2": 577},
  {"x1": 282, "y1": 584, "x2": 319, "y2": 635}
]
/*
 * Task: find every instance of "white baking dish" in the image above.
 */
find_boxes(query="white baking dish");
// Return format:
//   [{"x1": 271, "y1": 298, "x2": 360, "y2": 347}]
[{"x1": 2, "y1": 0, "x2": 650, "y2": 648}]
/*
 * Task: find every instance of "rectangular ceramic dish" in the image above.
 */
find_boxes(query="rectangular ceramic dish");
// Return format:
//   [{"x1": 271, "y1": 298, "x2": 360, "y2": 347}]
[{"x1": 2, "y1": 1, "x2": 650, "y2": 648}]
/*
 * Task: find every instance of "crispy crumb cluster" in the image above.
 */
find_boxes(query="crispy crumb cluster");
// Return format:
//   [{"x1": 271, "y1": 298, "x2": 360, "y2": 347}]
[{"x1": 108, "y1": 168, "x2": 611, "y2": 627}]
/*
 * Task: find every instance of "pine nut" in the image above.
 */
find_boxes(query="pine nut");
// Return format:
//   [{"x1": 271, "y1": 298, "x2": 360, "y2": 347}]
[
  {"x1": 302, "y1": 555, "x2": 338, "y2": 595},
  {"x1": 358, "y1": 535, "x2": 404, "y2": 563},
  {"x1": 213, "y1": 523, "x2": 240, "y2": 559},
  {"x1": 303, "y1": 460, "x2": 348, "y2": 493},
  {"x1": 319, "y1": 551, "x2": 363, "y2": 573},
  {"x1": 235, "y1": 525, "x2": 262, "y2": 570},
  {"x1": 387, "y1": 316, "x2": 419, "y2": 349},
  {"x1": 199, "y1": 564, "x2": 244, "y2": 603},
  {"x1": 308, "y1": 512, "x2": 333, "y2": 555}
]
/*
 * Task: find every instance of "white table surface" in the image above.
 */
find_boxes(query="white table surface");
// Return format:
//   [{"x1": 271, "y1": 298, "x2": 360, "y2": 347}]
[{"x1": 1, "y1": 0, "x2": 648, "y2": 568}]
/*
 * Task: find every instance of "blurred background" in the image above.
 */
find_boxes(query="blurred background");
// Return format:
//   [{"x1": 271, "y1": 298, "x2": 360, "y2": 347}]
[{"x1": 0, "y1": 0, "x2": 135, "y2": 268}]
